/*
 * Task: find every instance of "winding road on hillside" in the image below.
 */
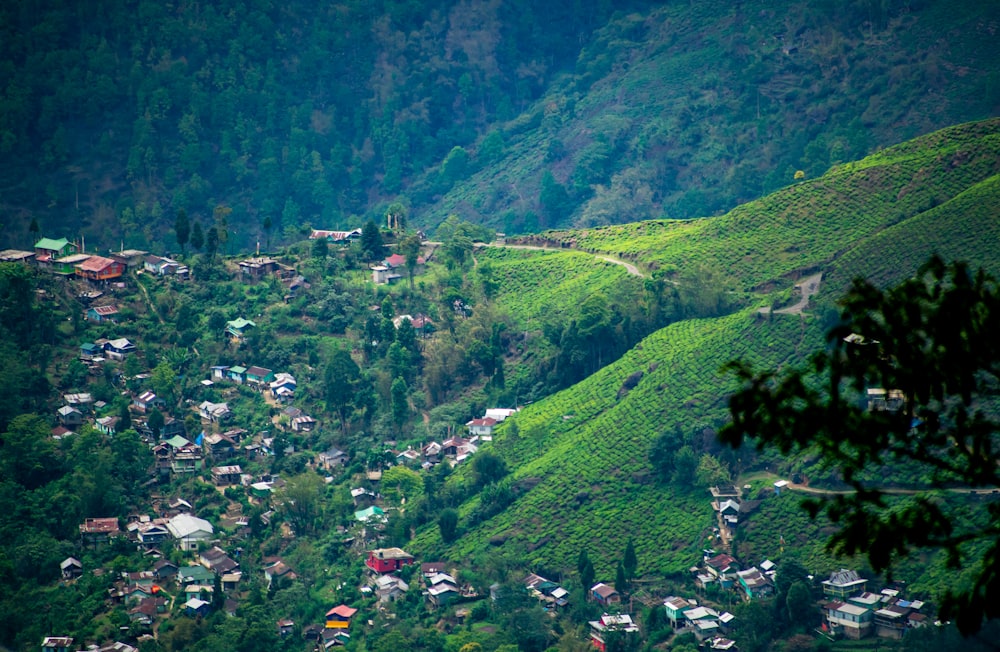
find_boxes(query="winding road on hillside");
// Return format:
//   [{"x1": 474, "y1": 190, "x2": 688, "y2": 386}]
[
  {"x1": 480, "y1": 242, "x2": 648, "y2": 278},
  {"x1": 743, "y1": 471, "x2": 992, "y2": 497}
]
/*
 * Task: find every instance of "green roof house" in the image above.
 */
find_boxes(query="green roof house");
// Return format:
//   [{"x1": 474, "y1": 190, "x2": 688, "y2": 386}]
[
  {"x1": 34, "y1": 237, "x2": 76, "y2": 262},
  {"x1": 226, "y1": 318, "x2": 256, "y2": 341}
]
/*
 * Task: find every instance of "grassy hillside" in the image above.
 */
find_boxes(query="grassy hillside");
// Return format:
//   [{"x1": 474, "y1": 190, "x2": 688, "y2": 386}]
[
  {"x1": 414, "y1": 311, "x2": 818, "y2": 576},
  {"x1": 519, "y1": 118, "x2": 1000, "y2": 295},
  {"x1": 424, "y1": 119, "x2": 1000, "y2": 586}
]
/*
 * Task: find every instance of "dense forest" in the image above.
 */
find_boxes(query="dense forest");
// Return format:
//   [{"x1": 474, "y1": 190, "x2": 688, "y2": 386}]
[{"x1": 2, "y1": 0, "x2": 1000, "y2": 250}]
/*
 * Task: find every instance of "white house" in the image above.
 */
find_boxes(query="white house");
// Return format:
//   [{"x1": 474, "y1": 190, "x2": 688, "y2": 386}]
[{"x1": 166, "y1": 513, "x2": 214, "y2": 551}]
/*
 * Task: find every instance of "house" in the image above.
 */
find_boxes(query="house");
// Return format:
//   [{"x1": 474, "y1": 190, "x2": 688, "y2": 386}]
[
  {"x1": 80, "y1": 517, "x2": 120, "y2": 545},
  {"x1": 227, "y1": 365, "x2": 248, "y2": 383},
  {"x1": 354, "y1": 506, "x2": 385, "y2": 522},
  {"x1": 164, "y1": 435, "x2": 203, "y2": 473},
  {"x1": 269, "y1": 373, "x2": 297, "y2": 400},
  {"x1": 41, "y1": 636, "x2": 75, "y2": 652},
  {"x1": 466, "y1": 417, "x2": 497, "y2": 437},
  {"x1": 57, "y1": 405, "x2": 83, "y2": 428},
  {"x1": 63, "y1": 392, "x2": 94, "y2": 411},
  {"x1": 110, "y1": 249, "x2": 148, "y2": 269},
  {"x1": 588, "y1": 614, "x2": 639, "y2": 652},
  {"x1": 204, "y1": 433, "x2": 238, "y2": 460},
  {"x1": 291, "y1": 415, "x2": 317, "y2": 432},
  {"x1": 152, "y1": 559, "x2": 178, "y2": 580},
  {"x1": 212, "y1": 465, "x2": 243, "y2": 486},
  {"x1": 590, "y1": 583, "x2": 620, "y2": 606},
  {"x1": 704, "y1": 553, "x2": 739, "y2": 585},
  {"x1": 177, "y1": 565, "x2": 215, "y2": 585},
  {"x1": 422, "y1": 441, "x2": 442, "y2": 463},
  {"x1": 426, "y1": 572, "x2": 460, "y2": 607},
  {"x1": 104, "y1": 338, "x2": 136, "y2": 360},
  {"x1": 245, "y1": 366, "x2": 274, "y2": 387},
  {"x1": 395, "y1": 448, "x2": 421, "y2": 466},
  {"x1": 238, "y1": 257, "x2": 279, "y2": 281},
  {"x1": 365, "y1": 548, "x2": 414, "y2": 574},
  {"x1": 211, "y1": 365, "x2": 230, "y2": 381},
  {"x1": 226, "y1": 318, "x2": 256, "y2": 341},
  {"x1": 822, "y1": 569, "x2": 867, "y2": 599},
  {"x1": 86, "y1": 304, "x2": 120, "y2": 322},
  {"x1": 264, "y1": 560, "x2": 298, "y2": 588},
  {"x1": 277, "y1": 619, "x2": 295, "y2": 637},
  {"x1": 60, "y1": 557, "x2": 83, "y2": 579},
  {"x1": 325, "y1": 605, "x2": 357, "y2": 629},
  {"x1": 143, "y1": 255, "x2": 185, "y2": 276},
  {"x1": 184, "y1": 597, "x2": 211, "y2": 617},
  {"x1": 76, "y1": 255, "x2": 125, "y2": 282},
  {"x1": 484, "y1": 408, "x2": 519, "y2": 422},
  {"x1": 310, "y1": 228, "x2": 362, "y2": 243},
  {"x1": 200, "y1": 546, "x2": 239, "y2": 574},
  {"x1": 133, "y1": 391, "x2": 165, "y2": 413},
  {"x1": 80, "y1": 342, "x2": 103, "y2": 361},
  {"x1": 664, "y1": 596, "x2": 693, "y2": 628},
  {"x1": 166, "y1": 513, "x2": 214, "y2": 551},
  {"x1": 371, "y1": 265, "x2": 401, "y2": 285},
  {"x1": 136, "y1": 522, "x2": 171, "y2": 547},
  {"x1": 52, "y1": 253, "x2": 91, "y2": 275},
  {"x1": 684, "y1": 606, "x2": 721, "y2": 640},
  {"x1": 826, "y1": 601, "x2": 874, "y2": 639},
  {"x1": 524, "y1": 573, "x2": 569, "y2": 609},
  {"x1": 34, "y1": 237, "x2": 76, "y2": 263},
  {"x1": 736, "y1": 567, "x2": 773, "y2": 600},
  {"x1": 441, "y1": 436, "x2": 471, "y2": 457},
  {"x1": 375, "y1": 574, "x2": 409, "y2": 603},
  {"x1": 318, "y1": 447, "x2": 349, "y2": 470},
  {"x1": 199, "y1": 401, "x2": 232, "y2": 423},
  {"x1": 0, "y1": 249, "x2": 35, "y2": 263},
  {"x1": 873, "y1": 605, "x2": 910, "y2": 639}
]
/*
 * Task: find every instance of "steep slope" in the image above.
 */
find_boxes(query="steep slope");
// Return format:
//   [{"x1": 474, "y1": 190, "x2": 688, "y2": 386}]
[
  {"x1": 429, "y1": 0, "x2": 1000, "y2": 232},
  {"x1": 419, "y1": 119, "x2": 1000, "y2": 580}
]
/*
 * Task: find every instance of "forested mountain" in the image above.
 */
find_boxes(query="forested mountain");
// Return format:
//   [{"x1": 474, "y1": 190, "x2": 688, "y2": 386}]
[{"x1": 3, "y1": 0, "x2": 999, "y2": 250}]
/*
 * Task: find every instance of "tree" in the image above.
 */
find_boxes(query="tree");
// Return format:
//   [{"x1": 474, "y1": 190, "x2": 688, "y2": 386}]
[
  {"x1": 262, "y1": 214, "x2": 273, "y2": 251},
  {"x1": 623, "y1": 538, "x2": 637, "y2": 581},
  {"x1": 785, "y1": 581, "x2": 815, "y2": 629},
  {"x1": 472, "y1": 451, "x2": 508, "y2": 488},
  {"x1": 312, "y1": 236, "x2": 328, "y2": 261},
  {"x1": 118, "y1": 402, "x2": 131, "y2": 432},
  {"x1": 325, "y1": 349, "x2": 360, "y2": 433},
  {"x1": 386, "y1": 201, "x2": 407, "y2": 232},
  {"x1": 279, "y1": 473, "x2": 325, "y2": 536},
  {"x1": 694, "y1": 453, "x2": 730, "y2": 488},
  {"x1": 399, "y1": 233, "x2": 421, "y2": 289},
  {"x1": 205, "y1": 225, "x2": 219, "y2": 259},
  {"x1": 174, "y1": 209, "x2": 189, "y2": 254},
  {"x1": 360, "y1": 219, "x2": 384, "y2": 262},
  {"x1": 381, "y1": 465, "x2": 423, "y2": 504},
  {"x1": 438, "y1": 508, "x2": 459, "y2": 543},
  {"x1": 190, "y1": 221, "x2": 204, "y2": 251},
  {"x1": 615, "y1": 560, "x2": 628, "y2": 596},
  {"x1": 147, "y1": 408, "x2": 164, "y2": 439},
  {"x1": 28, "y1": 216, "x2": 39, "y2": 243},
  {"x1": 720, "y1": 257, "x2": 1000, "y2": 634},
  {"x1": 391, "y1": 377, "x2": 409, "y2": 431},
  {"x1": 577, "y1": 549, "x2": 595, "y2": 590}
]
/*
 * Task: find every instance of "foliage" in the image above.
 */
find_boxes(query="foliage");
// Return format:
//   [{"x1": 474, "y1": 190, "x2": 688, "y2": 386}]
[{"x1": 721, "y1": 256, "x2": 1000, "y2": 633}]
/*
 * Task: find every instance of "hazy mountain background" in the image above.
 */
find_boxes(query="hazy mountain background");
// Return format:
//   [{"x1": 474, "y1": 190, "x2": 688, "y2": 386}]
[{"x1": 2, "y1": 0, "x2": 998, "y2": 249}]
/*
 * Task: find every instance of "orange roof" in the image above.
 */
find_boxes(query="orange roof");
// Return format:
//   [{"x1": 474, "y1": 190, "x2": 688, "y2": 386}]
[
  {"x1": 78, "y1": 255, "x2": 117, "y2": 272},
  {"x1": 326, "y1": 604, "x2": 357, "y2": 619}
]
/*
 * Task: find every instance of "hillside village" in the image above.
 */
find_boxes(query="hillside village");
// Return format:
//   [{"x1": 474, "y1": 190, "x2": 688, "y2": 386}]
[{"x1": 0, "y1": 226, "x2": 949, "y2": 652}]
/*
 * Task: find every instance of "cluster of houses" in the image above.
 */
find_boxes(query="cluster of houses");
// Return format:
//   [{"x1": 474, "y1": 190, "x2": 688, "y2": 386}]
[
  {"x1": 821, "y1": 569, "x2": 928, "y2": 640},
  {"x1": 694, "y1": 551, "x2": 776, "y2": 602},
  {"x1": 371, "y1": 252, "x2": 426, "y2": 285}
]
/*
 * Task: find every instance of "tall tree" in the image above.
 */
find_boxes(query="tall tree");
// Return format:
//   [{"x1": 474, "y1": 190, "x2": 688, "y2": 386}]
[
  {"x1": 577, "y1": 549, "x2": 595, "y2": 590},
  {"x1": 721, "y1": 256, "x2": 1000, "y2": 634},
  {"x1": 174, "y1": 209, "x2": 189, "y2": 254},
  {"x1": 147, "y1": 408, "x2": 164, "y2": 439},
  {"x1": 325, "y1": 348, "x2": 361, "y2": 434},
  {"x1": 190, "y1": 221, "x2": 204, "y2": 252},
  {"x1": 386, "y1": 201, "x2": 408, "y2": 232},
  {"x1": 213, "y1": 204, "x2": 232, "y2": 254},
  {"x1": 623, "y1": 538, "x2": 638, "y2": 581},
  {"x1": 360, "y1": 219, "x2": 384, "y2": 262},
  {"x1": 614, "y1": 560, "x2": 629, "y2": 596},
  {"x1": 391, "y1": 377, "x2": 409, "y2": 431},
  {"x1": 205, "y1": 226, "x2": 219, "y2": 259},
  {"x1": 262, "y1": 214, "x2": 273, "y2": 252},
  {"x1": 399, "y1": 233, "x2": 422, "y2": 289}
]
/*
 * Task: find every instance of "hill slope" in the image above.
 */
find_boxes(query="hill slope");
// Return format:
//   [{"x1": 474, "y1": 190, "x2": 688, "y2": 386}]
[{"x1": 422, "y1": 119, "x2": 1000, "y2": 581}]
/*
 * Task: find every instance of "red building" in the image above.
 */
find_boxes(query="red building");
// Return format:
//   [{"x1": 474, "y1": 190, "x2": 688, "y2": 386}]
[
  {"x1": 365, "y1": 547, "x2": 415, "y2": 574},
  {"x1": 76, "y1": 255, "x2": 125, "y2": 282}
]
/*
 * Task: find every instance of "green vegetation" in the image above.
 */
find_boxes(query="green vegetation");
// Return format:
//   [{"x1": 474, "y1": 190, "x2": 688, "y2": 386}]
[{"x1": 4, "y1": 1, "x2": 1000, "y2": 249}]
